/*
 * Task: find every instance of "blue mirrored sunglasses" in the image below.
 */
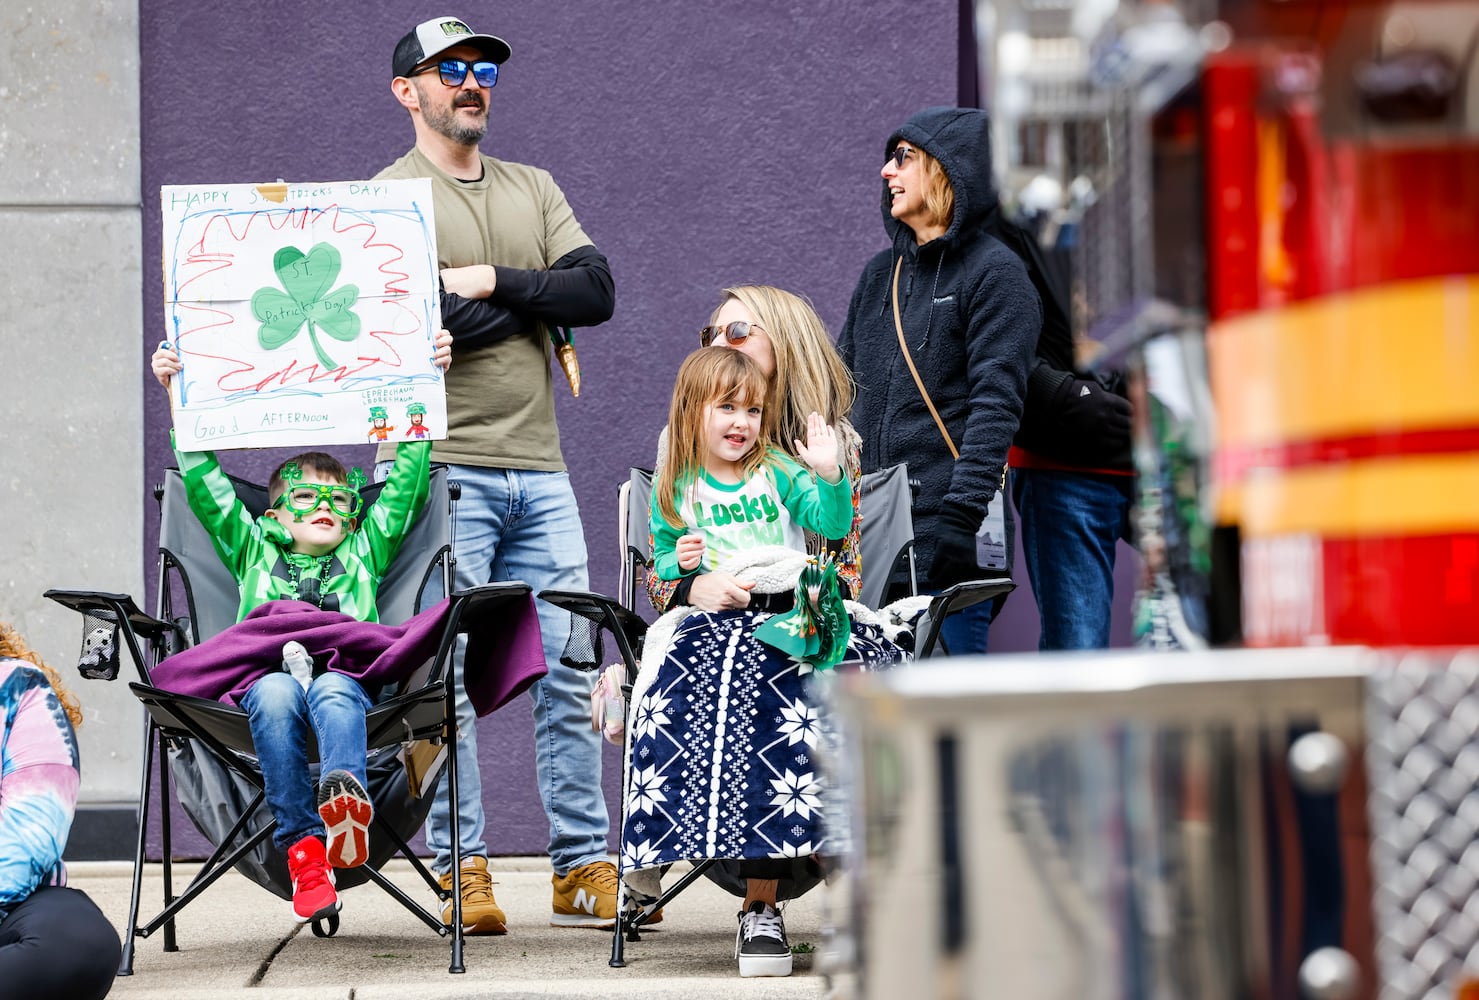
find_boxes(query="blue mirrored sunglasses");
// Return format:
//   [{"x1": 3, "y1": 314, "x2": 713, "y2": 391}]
[{"x1": 414, "y1": 58, "x2": 499, "y2": 89}]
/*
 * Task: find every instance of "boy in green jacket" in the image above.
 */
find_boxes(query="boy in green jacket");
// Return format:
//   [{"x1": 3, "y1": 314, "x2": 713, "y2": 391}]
[{"x1": 151, "y1": 335, "x2": 449, "y2": 924}]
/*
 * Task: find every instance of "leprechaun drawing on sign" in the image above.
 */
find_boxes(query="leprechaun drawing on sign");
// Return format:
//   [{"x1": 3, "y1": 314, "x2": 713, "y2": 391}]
[
  {"x1": 367, "y1": 406, "x2": 395, "y2": 442},
  {"x1": 405, "y1": 402, "x2": 431, "y2": 439}
]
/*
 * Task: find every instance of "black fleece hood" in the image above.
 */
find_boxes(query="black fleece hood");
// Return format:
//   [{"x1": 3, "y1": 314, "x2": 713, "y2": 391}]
[{"x1": 881, "y1": 106, "x2": 999, "y2": 249}]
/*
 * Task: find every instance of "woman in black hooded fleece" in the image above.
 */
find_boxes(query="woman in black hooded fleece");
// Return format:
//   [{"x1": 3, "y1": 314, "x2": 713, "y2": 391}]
[{"x1": 838, "y1": 106, "x2": 1040, "y2": 654}]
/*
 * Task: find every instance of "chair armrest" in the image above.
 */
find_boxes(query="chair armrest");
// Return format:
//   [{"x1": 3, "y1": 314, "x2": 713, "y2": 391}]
[
  {"x1": 916, "y1": 576, "x2": 1017, "y2": 658},
  {"x1": 448, "y1": 581, "x2": 534, "y2": 625},
  {"x1": 43, "y1": 589, "x2": 180, "y2": 684},
  {"x1": 443, "y1": 581, "x2": 536, "y2": 658},
  {"x1": 43, "y1": 589, "x2": 173, "y2": 639},
  {"x1": 539, "y1": 589, "x2": 647, "y2": 672}
]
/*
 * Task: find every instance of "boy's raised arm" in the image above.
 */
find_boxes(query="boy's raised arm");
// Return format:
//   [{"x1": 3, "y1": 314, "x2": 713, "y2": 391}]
[
  {"x1": 172, "y1": 435, "x2": 261, "y2": 578},
  {"x1": 358, "y1": 439, "x2": 432, "y2": 575},
  {"x1": 356, "y1": 327, "x2": 447, "y2": 571}
]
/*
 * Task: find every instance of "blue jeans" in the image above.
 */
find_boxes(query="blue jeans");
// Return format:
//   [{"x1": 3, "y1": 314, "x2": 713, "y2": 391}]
[
  {"x1": 936, "y1": 599, "x2": 992, "y2": 655},
  {"x1": 1011, "y1": 468, "x2": 1132, "y2": 651},
  {"x1": 387, "y1": 463, "x2": 604, "y2": 876},
  {"x1": 241, "y1": 671, "x2": 373, "y2": 852}
]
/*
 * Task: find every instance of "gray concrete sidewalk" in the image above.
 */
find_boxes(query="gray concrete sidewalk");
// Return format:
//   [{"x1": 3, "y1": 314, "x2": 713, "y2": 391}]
[{"x1": 69, "y1": 857, "x2": 832, "y2": 999}]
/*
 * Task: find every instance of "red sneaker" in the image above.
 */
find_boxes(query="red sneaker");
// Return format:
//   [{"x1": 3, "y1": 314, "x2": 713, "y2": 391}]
[
  {"x1": 317, "y1": 769, "x2": 373, "y2": 868},
  {"x1": 286, "y1": 835, "x2": 339, "y2": 921}
]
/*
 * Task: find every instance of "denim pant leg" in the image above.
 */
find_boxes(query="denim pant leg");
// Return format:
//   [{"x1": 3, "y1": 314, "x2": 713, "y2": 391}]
[
  {"x1": 242, "y1": 672, "x2": 319, "y2": 851},
  {"x1": 1011, "y1": 468, "x2": 1131, "y2": 651},
  {"x1": 495, "y1": 470, "x2": 606, "y2": 874},
  {"x1": 405, "y1": 462, "x2": 511, "y2": 874},
  {"x1": 409, "y1": 464, "x2": 605, "y2": 874},
  {"x1": 936, "y1": 599, "x2": 992, "y2": 655},
  {"x1": 305, "y1": 672, "x2": 372, "y2": 787}
]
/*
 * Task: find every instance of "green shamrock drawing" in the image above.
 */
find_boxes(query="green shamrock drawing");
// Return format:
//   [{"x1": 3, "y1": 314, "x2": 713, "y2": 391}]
[{"x1": 250, "y1": 243, "x2": 361, "y2": 371}]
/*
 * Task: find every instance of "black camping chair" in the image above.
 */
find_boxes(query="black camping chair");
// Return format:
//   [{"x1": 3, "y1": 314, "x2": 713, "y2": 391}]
[
  {"x1": 543, "y1": 462, "x2": 1015, "y2": 967},
  {"x1": 46, "y1": 464, "x2": 530, "y2": 975}
]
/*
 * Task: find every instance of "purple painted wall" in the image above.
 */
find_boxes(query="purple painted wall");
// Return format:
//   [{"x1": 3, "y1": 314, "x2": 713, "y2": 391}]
[
  {"x1": 139, "y1": 0, "x2": 966, "y2": 858},
  {"x1": 139, "y1": 1, "x2": 1136, "y2": 858}
]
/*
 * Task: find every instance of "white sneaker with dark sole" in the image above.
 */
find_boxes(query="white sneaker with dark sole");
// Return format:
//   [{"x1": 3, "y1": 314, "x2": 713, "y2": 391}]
[{"x1": 736, "y1": 900, "x2": 792, "y2": 977}]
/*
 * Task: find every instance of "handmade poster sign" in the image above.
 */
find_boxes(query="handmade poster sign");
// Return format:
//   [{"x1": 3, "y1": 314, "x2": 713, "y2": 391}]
[{"x1": 161, "y1": 179, "x2": 445, "y2": 450}]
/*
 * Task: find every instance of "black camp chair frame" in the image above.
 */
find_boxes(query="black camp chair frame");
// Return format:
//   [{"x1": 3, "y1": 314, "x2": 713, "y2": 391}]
[
  {"x1": 46, "y1": 465, "x2": 530, "y2": 975},
  {"x1": 541, "y1": 462, "x2": 1015, "y2": 967}
]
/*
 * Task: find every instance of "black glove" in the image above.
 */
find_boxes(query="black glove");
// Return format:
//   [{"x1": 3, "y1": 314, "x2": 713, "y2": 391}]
[
  {"x1": 927, "y1": 504, "x2": 982, "y2": 591},
  {"x1": 1052, "y1": 376, "x2": 1132, "y2": 462}
]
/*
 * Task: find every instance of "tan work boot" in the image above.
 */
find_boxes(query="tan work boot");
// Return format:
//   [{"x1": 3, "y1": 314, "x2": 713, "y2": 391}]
[
  {"x1": 550, "y1": 859, "x2": 620, "y2": 928},
  {"x1": 438, "y1": 856, "x2": 507, "y2": 935}
]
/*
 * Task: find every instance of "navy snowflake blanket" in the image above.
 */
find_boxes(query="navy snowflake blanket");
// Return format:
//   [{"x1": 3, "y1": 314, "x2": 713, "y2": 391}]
[{"x1": 620, "y1": 604, "x2": 904, "y2": 876}]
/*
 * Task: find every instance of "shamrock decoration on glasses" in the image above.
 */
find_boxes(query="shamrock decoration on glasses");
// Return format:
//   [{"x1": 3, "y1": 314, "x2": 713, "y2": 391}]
[{"x1": 250, "y1": 243, "x2": 361, "y2": 371}]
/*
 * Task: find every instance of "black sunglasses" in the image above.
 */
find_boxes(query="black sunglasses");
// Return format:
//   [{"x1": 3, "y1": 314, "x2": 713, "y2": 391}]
[
  {"x1": 886, "y1": 145, "x2": 916, "y2": 168},
  {"x1": 412, "y1": 58, "x2": 499, "y2": 89},
  {"x1": 699, "y1": 321, "x2": 764, "y2": 347}
]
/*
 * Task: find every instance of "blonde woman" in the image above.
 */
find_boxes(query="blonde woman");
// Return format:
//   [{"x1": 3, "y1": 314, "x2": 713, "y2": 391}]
[{"x1": 0, "y1": 621, "x2": 121, "y2": 998}]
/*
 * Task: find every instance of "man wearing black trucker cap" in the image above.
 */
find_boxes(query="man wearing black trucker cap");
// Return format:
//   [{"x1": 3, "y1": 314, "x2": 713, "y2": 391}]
[{"x1": 377, "y1": 15, "x2": 618, "y2": 936}]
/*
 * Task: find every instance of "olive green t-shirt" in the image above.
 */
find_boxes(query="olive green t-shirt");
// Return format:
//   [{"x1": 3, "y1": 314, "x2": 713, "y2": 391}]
[{"x1": 375, "y1": 146, "x2": 592, "y2": 470}]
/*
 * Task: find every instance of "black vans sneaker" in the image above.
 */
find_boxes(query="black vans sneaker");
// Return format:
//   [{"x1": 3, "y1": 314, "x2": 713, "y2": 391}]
[{"x1": 735, "y1": 900, "x2": 792, "y2": 977}]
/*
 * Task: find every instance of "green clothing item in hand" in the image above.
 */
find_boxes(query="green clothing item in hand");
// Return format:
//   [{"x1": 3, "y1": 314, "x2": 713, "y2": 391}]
[{"x1": 754, "y1": 557, "x2": 851, "y2": 671}]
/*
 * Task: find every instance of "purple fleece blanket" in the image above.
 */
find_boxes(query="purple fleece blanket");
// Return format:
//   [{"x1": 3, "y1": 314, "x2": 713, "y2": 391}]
[{"x1": 150, "y1": 597, "x2": 548, "y2": 716}]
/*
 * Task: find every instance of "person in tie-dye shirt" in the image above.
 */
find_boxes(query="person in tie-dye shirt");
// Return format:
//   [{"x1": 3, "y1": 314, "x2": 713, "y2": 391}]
[{"x1": 0, "y1": 621, "x2": 120, "y2": 998}]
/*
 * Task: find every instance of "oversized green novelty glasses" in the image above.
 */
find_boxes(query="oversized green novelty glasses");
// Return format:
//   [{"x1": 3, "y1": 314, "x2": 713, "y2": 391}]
[
  {"x1": 274, "y1": 485, "x2": 363, "y2": 519},
  {"x1": 272, "y1": 463, "x2": 368, "y2": 521}
]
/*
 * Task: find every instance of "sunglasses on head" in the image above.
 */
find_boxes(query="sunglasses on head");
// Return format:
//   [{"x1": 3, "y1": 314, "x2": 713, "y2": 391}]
[
  {"x1": 699, "y1": 321, "x2": 763, "y2": 347},
  {"x1": 412, "y1": 58, "x2": 499, "y2": 89},
  {"x1": 886, "y1": 145, "x2": 916, "y2": 168}
]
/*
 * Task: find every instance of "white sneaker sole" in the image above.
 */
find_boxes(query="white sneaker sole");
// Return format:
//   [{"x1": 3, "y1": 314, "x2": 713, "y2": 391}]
[
  {"x1": 290, "y1": 898, "x2": 341, "y2": 923},
  {"x1": 738, "y1": 952, "x2": 793, "y2": 977},
  {"x1": 442, "y1": 908, "x2": 508, "y2": 935},
  {"x1": 550, "y1": 911, "x2": 616, "y2": 929}
]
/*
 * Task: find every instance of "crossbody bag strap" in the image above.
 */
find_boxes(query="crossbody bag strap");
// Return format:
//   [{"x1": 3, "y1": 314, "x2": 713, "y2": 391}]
[{"x1": 891, "y1": 255, "x2": 959, "y2": 460}]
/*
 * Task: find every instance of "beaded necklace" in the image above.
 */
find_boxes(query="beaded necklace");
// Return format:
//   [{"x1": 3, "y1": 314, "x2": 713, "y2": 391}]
[{"x1": 287, "y1": 555, "x2": 334, "y2": 609}]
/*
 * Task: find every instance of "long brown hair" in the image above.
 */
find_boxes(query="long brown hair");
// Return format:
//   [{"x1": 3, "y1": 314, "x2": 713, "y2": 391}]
[
  {"x1": 710, "y1": 285, "x2": 854, "y2": 457},
  {"x1": 0, "y1": 622, "x2": 83, "y2": 728},
  {"x1": 654, "y1": 348, "x2": 771, "y2": 529}
]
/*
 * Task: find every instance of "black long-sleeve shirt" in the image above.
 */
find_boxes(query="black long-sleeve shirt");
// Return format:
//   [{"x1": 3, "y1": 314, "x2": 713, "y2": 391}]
[{"x1": 439, "y1": 244, "x2": 614, "y2": 352}]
